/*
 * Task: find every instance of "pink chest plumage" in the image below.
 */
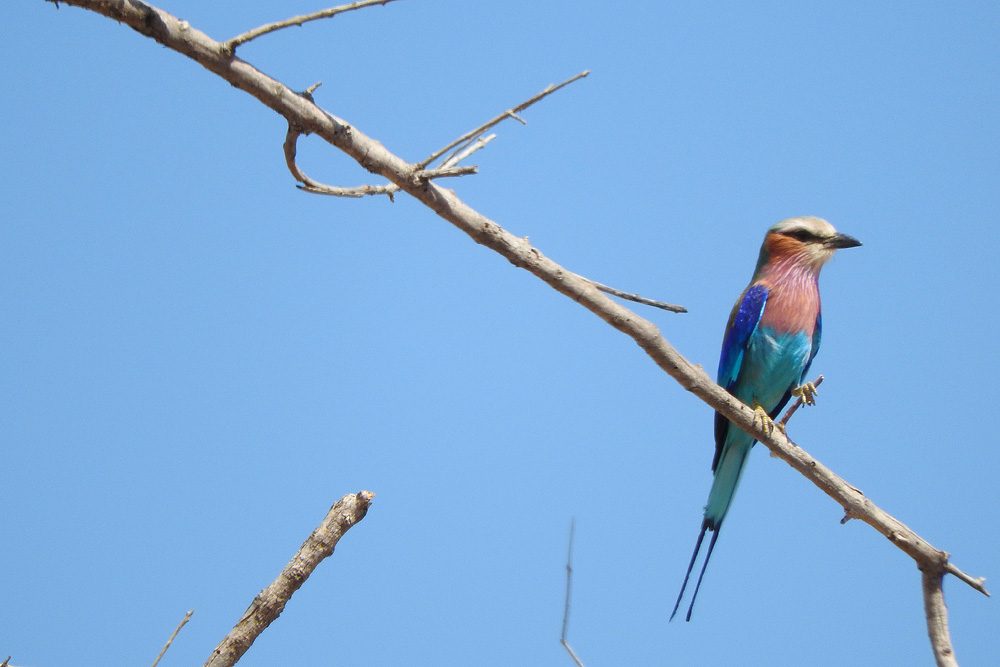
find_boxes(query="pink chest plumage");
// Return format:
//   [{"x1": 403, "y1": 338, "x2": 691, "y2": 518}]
[{"x1": 757, "y1": 268, "x2": 821, "y2": 335}]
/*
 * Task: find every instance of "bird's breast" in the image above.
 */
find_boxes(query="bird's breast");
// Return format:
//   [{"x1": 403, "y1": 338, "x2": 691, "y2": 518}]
[
  {"x1": 758, "y1": 283, "x2": 819, "y2": 335},
  {"x1": 738, "y1": 327, "x2": 813, "y2": 408}
]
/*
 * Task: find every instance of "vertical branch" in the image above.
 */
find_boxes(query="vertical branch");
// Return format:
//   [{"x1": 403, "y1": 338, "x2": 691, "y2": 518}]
[
  {"x1": 922, "y1": 568, "x2": 959, "y2": 667},
  {"x1": 560, "y1": 519, "x2": 585, "y2": 667}
]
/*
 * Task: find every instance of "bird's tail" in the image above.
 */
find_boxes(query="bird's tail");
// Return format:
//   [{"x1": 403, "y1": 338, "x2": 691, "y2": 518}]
[
  {"x1": 704, "y1": 438, "x2": 752, "y2": 528},
  {"x1": 670, "y1": 438, "x2": 752, "y2": 621},
  {"x1": 669, "y1": 520, "x2": 720, "y2": 622}
]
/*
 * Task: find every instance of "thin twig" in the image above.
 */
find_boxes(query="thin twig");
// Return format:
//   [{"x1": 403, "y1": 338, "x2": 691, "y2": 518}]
[
  {"x1": 578, "y1": 275, "x2": 687, "y2": 313},
  {"x1": 922, "y1": 568, "x2": 959, "y2": 667},
  {"x1": 779, "y1": 375, "x2": 825, "y2": 427},
  {"x1": 287, "y1": 68, "x2": 588, "y2": 198},
  {"x1": 204, "y1": 491, "x2": 375, "y2": 667},
  {"x1": 151, "y1": 610, "x2": 194, "y2": 667},
  {"x1": 417, "y1": 70, "x2": 590, "y2": 169},
  {"x1": 223, "y1": 0, "x2": 399, "y2": 53},
  {"x1": 1, "y1": 656, "x2": 10, "y2": 667},
  {"x1": 945, "y1": 562, "x2": 990, "y2": 597},
  {"x1": 441, "y1": 134, "x2": 496, "y2": 170},
  {"x1": 414, "y1": 165, "x2": 478, "y2": 180},
  {"x1": 561, "y1": 519, "x2": 585, "y2": 667}
]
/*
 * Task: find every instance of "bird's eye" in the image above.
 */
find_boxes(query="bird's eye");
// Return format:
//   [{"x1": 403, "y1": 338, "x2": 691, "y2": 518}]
[{"x1": 781, "y1": 229, "x2": 818, "y2": 242}]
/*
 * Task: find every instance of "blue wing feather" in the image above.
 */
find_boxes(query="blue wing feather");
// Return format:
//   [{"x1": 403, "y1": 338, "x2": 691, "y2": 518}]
[
  {"x1": 712, "y1": 284, "x2": 768, "y2": 471},
  {"x1": 717, "y1": 284, "x2": 768, "y2": 388}
]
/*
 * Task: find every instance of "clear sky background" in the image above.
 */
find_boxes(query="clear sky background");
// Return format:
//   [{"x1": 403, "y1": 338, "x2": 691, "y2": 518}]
[{"x1": 4, "y1": 2, "x2": 998, "y2": 666}]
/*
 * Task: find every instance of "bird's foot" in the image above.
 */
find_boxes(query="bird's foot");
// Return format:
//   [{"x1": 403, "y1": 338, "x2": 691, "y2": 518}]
[
  {"x1": 791, "y1": 382, "x2": 819, "y2": 406},
  {"x1": 752, "y1": 404, "x2": 775, "y2": 436}
]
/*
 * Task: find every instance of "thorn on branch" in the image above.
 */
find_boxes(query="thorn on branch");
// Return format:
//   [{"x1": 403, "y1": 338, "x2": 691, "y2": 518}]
[
  {"x1": 302, "y1": 81, "x2": 323, "y2": 101},
  {"x1": 507, "y1": 111, "x2": 527, "y2": 125}
]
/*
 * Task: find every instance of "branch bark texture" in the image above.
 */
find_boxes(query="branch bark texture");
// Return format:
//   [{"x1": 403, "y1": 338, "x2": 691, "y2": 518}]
[
  {"x1": 43, "y1": 2, "x2": 988, "y2": 663},
  {"x1": 204, "y1": 491, "x2": 375, "y2": 667}
]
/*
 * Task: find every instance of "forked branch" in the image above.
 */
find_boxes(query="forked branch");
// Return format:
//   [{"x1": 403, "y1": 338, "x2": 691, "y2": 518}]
[
  {"x1": 285, "y1": 71, "x2": 589, "y2": 199},
  {"x1": 417, "y1": 70, "x2": 590, "y2": 169}
]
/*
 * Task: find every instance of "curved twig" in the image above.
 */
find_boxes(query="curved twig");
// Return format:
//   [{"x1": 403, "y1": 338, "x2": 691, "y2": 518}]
[
  {"x1": 284, "y1": 121, "x2": 476, "y2": 199},
  {"x1": 284, "y1": 124, "x2": 398, "y2": 198}
]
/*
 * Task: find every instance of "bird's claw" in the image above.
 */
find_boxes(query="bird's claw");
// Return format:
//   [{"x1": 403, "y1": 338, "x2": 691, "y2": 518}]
[
  {"x1": 792, "y1": 382, "x2": 819, "y2": 406},
  {"x1": 752, "y1": 404, "x2": 775, "y2": 436}
]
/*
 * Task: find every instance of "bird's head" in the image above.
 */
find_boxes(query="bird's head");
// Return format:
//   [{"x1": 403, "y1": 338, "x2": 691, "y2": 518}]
[{"x1": 755, "y1": 216, "x2": 861, "y2": 275}]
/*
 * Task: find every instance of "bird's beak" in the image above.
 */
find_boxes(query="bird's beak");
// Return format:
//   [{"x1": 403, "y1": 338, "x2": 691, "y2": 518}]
[{"x1": 827, "y1": 233, "x2": 862, "y2": 249}]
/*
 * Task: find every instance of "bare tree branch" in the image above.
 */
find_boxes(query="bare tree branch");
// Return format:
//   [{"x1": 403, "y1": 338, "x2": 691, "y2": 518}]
[
  {"x1": 151, "y1": 609, "x2": 194, "y2": 667},
  {"x1": 284, "y1": 70, "x2": 586, "y2": 199},
  {"x1": 923, "y1": 567, "x2": 959, "y2": 667},
  {"x1": 40, "y1": 2, "x2": 989, "y2": 662},
  {"x1": 440, "y1": 134, "x2": 496, "y2": 170},
  {"x1": 204, "y1": 491, "x2": 375, "y2": 667},
  {"x1": 561, "y1": 520, "x2": 585, "y2": 667},
  {"x1": 577, "y1": 275, "x2": 688, "y2": 313},
  {"x1": 223, "y1": 0, "x2": 399, "y2": 53}
]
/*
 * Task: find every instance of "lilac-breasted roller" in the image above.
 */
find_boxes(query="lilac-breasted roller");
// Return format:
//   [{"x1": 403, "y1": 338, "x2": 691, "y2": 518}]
[{"x1": 670, "y1": 216, "x2": 861, "y2": 622}]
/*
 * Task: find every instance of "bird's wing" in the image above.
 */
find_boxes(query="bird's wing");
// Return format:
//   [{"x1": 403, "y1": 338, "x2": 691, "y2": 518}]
[
  {"x1": 803, "y1": 311, "x2": 822, "y2": 380},
  {"x1": 712, "y1": 284, "x2": 768, "y2": 471},
  {"x1": 716, "y1": 283, "x2": 768, "y2": 390}
]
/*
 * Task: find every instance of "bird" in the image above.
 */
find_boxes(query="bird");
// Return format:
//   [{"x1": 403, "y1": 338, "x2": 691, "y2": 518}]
[{"x1": 670, "y1": 216, "x2": 861, "y2": 622}]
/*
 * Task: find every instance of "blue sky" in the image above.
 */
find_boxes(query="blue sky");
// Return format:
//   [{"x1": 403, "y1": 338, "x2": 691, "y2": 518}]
[{"x1": 4, "y1": 2, "x2": 998, "y2": 665}]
